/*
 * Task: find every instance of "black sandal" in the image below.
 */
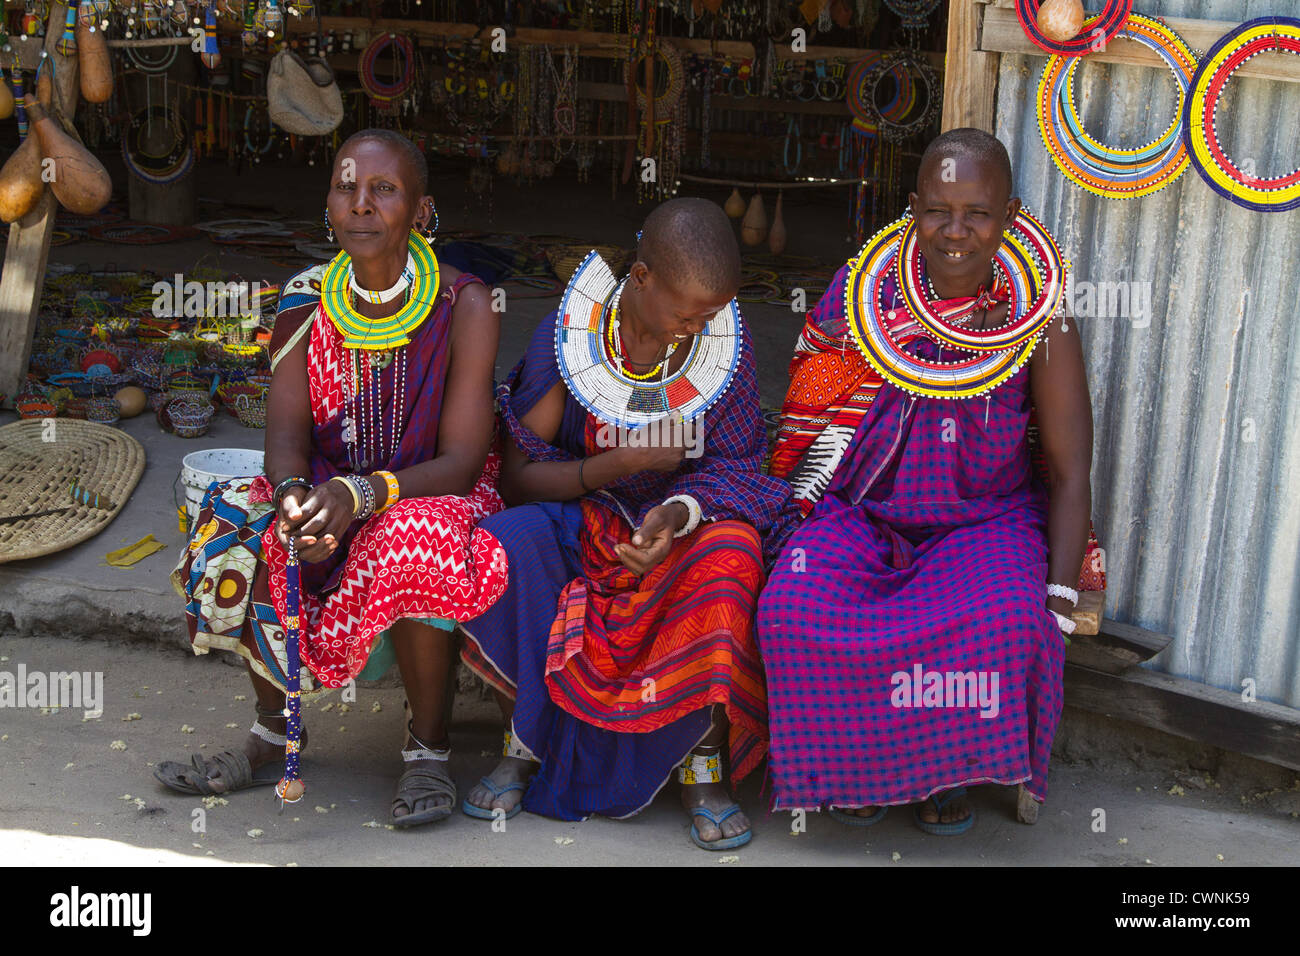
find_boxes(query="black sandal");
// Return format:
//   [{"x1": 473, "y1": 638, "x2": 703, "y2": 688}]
[{"x1": 390, "y1": 721, "x2": 457, "y2": 828}]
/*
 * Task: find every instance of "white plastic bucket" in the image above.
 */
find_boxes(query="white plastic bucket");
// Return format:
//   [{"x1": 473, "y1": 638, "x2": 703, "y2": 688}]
[{"x1": 179, "y1": 448, "x2": 265, "y2": 527}]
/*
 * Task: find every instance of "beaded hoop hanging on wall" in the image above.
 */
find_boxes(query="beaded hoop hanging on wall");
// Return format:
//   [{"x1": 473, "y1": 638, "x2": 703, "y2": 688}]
[
  {"x1": 861, "y1": 51, "x2": 939, "y2": 143},
  {"x1": 1015, "y1": 0, "x2": 1133, "y2": 57},
  {"x1": 554, "y1": 251, "x2": 742, "y2": 429},
  {"x1": 122, "y1": 106, "x2": 195, "y2": 185},
  {"x1": 845, "y1": 210, "x2": 1067, "y2": 399},
  {"x1": 1181, "y1": 16, "x2": 1300, "y2": 212},
  {"x1": 1038, "y1": 13, "x2": 1197, "y2": 200},
  {"x1": 320, "y1": 231, "x2": 441, "y2": 350}
]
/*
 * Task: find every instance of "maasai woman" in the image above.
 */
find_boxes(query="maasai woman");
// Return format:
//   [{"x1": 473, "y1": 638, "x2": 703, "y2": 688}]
[
  {"x1": 759, "y1": 129, "x2": 1095, "y2": 834},
  {"x1": 158, "y1": 129, "x2": 509, "y2": 827},
  {"x1": 459, "y1": 198, "x2": 795, "y2": 849}
]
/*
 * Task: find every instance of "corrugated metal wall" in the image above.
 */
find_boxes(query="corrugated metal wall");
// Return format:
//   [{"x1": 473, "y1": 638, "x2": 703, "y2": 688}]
[{"x1": 992, "y1": 0, "x2": 1300, "y2": 707}]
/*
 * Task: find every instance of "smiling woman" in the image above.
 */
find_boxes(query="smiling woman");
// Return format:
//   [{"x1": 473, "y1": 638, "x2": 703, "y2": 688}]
[{"x1": 162, "y1": 129, "x2": 510, "y2": 829}]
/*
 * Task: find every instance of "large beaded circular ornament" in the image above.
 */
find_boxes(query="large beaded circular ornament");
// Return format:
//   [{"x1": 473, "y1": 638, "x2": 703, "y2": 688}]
[
  {"x1": 845, "y1": 213, "x2": 1065, "y2": 399},
  {"x1": 1038, "y1": 13, "x2": 1197, "y2": 199},
  {"x1": 320, "y1": 231, "x2": 441, "y2": 350},
  {"x1": 862, "y1": 51, "x2": 940, "y2": 143},
  {"x1": 1015, "y1": 0, "x2": 1133, "y2": 56},
  {"x1": 555, "y1": 251, "x2": 742, "y2": 428},
  {"x1": 1181, "y1": 17, "x2": 1300, "y2": 212},
  {"x1": 896, "y1": 208, "x2": 1066, "y2": 352}
]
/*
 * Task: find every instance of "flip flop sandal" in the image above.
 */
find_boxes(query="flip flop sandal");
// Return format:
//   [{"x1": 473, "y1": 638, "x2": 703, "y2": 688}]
[
  {"x1": 461, "y1": 777, "x2": 526, "y2": 820},
  {"x1": 829, "y1": 805, "x2": 888, "y2": 827},
  {"x1": 913, "y1": 787, "x2": 975, "y2": 836},
  {"x1": 153, "y1": 750, "x2": 282, "y2": 796},
  {"x1": 690, "y1": 804, "x2": 753, "y2": 851}
]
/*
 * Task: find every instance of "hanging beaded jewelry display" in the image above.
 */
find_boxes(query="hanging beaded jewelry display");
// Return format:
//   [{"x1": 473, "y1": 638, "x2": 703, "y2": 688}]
[
  {"x1": 122, "y1": 105, "x2": 195, "y2": 185},
  {"x1": 1015, "y1": 0, "x2": 1133, "y2": 57},
  {"x1": 882, "y1": 0, "x2": 941, "y2": 32},
  {"x1": 1037, "y1": 13, "x2": 1196, "y2": 200},
  {"x1": 320, "y1": 230, "x2": 440, "y2": 350},
  {"x1": 895, "y1": 208, "x2": 1065, "y2": 352},
  {"x1": 845, "y1": 211, "x2": 1065, "y2": 399},
  {"x1": 555, "y1": 251, "x2": 741, "y2": 428},
  {"x1": 861, "y1": 51, "x2": 939, "y2": 143},
  {"x1": 359, "y1": 32, "x2": 416, "y2": 113},
  {"x1": 274, "y1": 536, "x2": 306, "y2": 809},
  {"x1": 1181, "y1": 17, "x2": 1300, "y2": 212}
]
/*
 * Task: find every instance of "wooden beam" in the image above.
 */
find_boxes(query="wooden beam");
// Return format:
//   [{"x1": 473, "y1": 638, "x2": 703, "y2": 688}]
[
  {"x1": 238, "y1": 17, "x2": 934, "y2": 66},
  {"x1": 0, "y1": 2, "x2": 81, "y2": 406},
  {"x1": 942, "y1": 0, "x2": 999, "y2": 133},
  {"x1": 1064, "y1": 662, "x2": 1300, "y2": 772},
  {"x1": 1065, "y1": 617, "x2": 1173, "y2": 676},
  {"x1": 981, "y1": 7, "x2": 1300, "y2": 85}
]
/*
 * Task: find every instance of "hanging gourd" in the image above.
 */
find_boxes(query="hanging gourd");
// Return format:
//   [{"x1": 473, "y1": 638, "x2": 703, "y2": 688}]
[
  {"x1": 76, "y1": 17, "x2": 113, "y2": 103},
  {"x1": 724, "y1": 187, "x2": 745, "y2": 218},
  {"x1": 0, "y1": 134, "x2": 46, "y2": 223},
  {"x1": 1037, "y1": 0, "x2": 1085, "y2": 43},
  {"x1": 25, "y1": 95, "x2": 113, "y2": 215},
  {"x1": 741, "y1": 192, "x2": 768, "y2": 246},
  {"x1": 768, "y1": 191, "x2": 787, "y2": 255}
]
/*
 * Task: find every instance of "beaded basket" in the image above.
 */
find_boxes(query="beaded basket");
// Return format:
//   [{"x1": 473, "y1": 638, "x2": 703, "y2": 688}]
[
  {"x1": 16, "y1": 398, "x2": 56, "y2": 420},
  {"x1": 167, "y1": 398, "x2": 215, "y2": 439},
  {"x1": 234, "y1": 393, "x2": 268, "y2": 428},
  {"x1": 86, "y1": 397, "x2": 121, "y2": 426}
]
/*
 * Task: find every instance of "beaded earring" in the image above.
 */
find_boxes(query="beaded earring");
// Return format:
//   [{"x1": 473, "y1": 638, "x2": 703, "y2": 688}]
[
  {"x1": 422, "y1": 201, "x2": 439, "y2": 239},
  {"x1": 324, "y1": 208, "x2": 334, "y2": 243}
]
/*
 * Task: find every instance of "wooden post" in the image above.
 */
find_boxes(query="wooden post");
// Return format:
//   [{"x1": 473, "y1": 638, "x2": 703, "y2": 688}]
[
  {"x1": 941, "y1": 0, "x2": 1000, "y2": 133},
  {"x1": 0, "y1": 2, "x2": 81, "y2": 405}
]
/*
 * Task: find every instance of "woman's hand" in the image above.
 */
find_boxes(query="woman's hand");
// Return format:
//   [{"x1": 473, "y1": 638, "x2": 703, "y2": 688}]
[
  {"x1": 624, "y1": 411, "x2": 688, "y2": 474},
  {"x1": 277, "y1": 481, "x2": 355, "y2": 563},
  {"x1": 615, "y1": 502, "x2": 688, "y2": 576}
]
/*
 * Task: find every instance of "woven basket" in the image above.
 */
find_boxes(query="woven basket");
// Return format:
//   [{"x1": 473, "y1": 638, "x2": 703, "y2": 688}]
[
  {"x1": 167, "y1": 398, "x2": 216, "y2": 439},
  {"x1": 16, "y1": 399, "x2": 56, "y2": 420},
  {"x1": 86, "y1": 397, "x2": 121, "y2": 426},
  {"x1": 233, "y1": 393, "x2": 268, "y2": 428},
  {"x1": 63, "y1": 397, "x2": 90, "y2": 420},
  {"x1": 0, "y1": 419, "x2": 146, "y2": 564},
  {"x1": 546, "y1": 243, "x2": 634, "y2": 281}
]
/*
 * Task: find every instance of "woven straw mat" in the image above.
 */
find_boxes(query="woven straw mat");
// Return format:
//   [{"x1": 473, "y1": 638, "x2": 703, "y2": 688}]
[{"x1": 0, "y1": 419, "x2": 146, "y2": 563}]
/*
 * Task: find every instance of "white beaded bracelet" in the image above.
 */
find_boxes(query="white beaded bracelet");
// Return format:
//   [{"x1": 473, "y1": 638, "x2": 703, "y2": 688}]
[
  {"x1": 1047, "y1": 583, "x2": 1079, "y2": 607},
  {"x1": 663, "y1": 494, "x2": 702, "y2": 538},
  {"x1": 1052, "y1": 610, "x2": 1077, "y2": 635}
]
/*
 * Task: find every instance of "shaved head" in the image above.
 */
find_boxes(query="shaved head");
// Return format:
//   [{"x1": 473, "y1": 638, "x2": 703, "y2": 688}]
[
  {"x1": 637, "y1": 197, "x2": 741, "y2": 297},
  {"x1": 341, "y1": 127, "x2": 429, "y2": 196},
  {"x1": 918, "y1": 127, "x2": 1013, "y2": 203}
]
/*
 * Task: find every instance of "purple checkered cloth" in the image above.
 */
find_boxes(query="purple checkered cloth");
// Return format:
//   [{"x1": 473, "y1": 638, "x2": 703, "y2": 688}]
[
  {"x1": 497, "y1": 310, "x2": 798, "y2": 560},
  {"x1": 756, "y1": 286, "x2": 1064, "y2": 808}
]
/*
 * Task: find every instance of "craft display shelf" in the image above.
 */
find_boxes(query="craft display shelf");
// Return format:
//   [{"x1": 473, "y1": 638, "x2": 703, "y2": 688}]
[{"x1": 979, "y1": 6, "x2": 1300, "y2": 85}]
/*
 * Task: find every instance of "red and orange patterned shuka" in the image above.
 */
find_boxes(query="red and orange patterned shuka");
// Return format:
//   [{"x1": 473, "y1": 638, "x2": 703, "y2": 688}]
[
  {"x1": 544, "y1": 494, "x2": 770, "y2": 784},
  {"x1": 769, "y1": 281, "x2": 1105, "y2": 593}
]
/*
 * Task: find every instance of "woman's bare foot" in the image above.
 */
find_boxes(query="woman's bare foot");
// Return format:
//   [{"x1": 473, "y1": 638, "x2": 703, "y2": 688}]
[
  {"x1": 916, "y1": 789, "x2": 973, "y2": 826},
  {"x1": 464, "y1": 755, "x2": 536, "y2": 816},
  {"x1": 832, "y1": 804, "x2": 884, "y2": 818},
  {"x1": 681, "y1": 777, "x2": 751, "y2": 844}
]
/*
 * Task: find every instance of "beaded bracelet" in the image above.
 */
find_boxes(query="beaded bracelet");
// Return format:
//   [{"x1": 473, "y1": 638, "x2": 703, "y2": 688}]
[
  {"x1": 348, "y1": 474, "x2": 376, "y2": 521},
  {"x1": 1052, "y1": 610, "x2": 1078, "y2": 635},
  {"x1": 1046, "y1": 583, "x2": 1079, "y2": 607},
  {"x1": 373, "y1": 470, "x2": 400, "y2": 513},
  {"x1": 273, "y1": 475, "x2": 311, "y2": 511},
  {"x1": 663, "y1": 494, "x2": 702, "y2": 538},
  {"x1": 328, "y1": 475, "x2": 361, "y2": 516}
]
